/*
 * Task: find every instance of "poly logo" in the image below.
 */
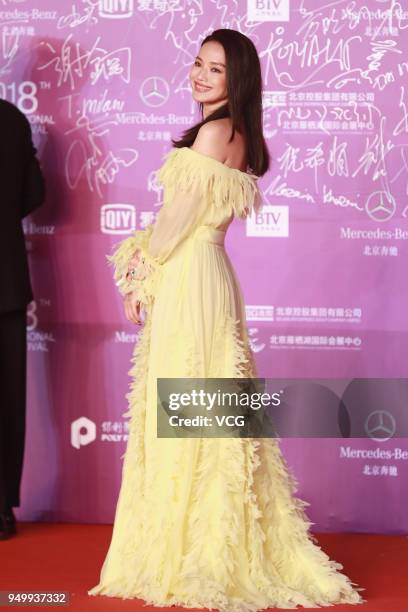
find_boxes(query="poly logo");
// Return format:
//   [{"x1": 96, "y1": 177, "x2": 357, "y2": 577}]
[
  {"x1": 101, "y1": 204, "x2": 136, "y2": 234},
  {"x1": 99, "y1": 0, "x2": 134, "y2": 19},
  {"x1": 71, "y1": 417, "x2": 96, "y2": 449}
]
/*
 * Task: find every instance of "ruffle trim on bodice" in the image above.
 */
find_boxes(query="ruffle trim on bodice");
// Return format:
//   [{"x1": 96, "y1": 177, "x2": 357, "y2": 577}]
[
  {"x1": 156, "y1": 147, "x2": 264, "y2": 219},
  {"x1": 106, "y1": 146, "x2": 265, "y2": 304}
]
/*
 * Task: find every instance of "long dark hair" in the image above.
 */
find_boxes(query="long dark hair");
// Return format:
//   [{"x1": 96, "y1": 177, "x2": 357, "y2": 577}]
[{"x1": 171, "y1": 29, "x2": 270, "y2": 177}]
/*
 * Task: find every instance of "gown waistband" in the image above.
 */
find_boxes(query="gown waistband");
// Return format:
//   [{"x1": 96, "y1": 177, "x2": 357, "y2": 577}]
[{"x1": 194, "y1": 225, "x2": 226, "y2": 246}]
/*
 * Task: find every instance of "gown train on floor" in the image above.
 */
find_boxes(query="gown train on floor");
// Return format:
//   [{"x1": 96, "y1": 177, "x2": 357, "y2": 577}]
[{"x1": 88, "y1": 147, "x2": 366, "y2": 611}]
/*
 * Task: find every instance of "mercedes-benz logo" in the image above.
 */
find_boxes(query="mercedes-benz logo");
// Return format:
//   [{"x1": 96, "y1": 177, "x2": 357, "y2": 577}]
[
  {"x1": 365, "y1": 191, "x2": 396, "y2": 222},
  {"x1": 140, "y1": 76, "x2": 170, "y2": 108},
  {"x1": 365, "y1": 410, "x2": 396, "y2": 441}
]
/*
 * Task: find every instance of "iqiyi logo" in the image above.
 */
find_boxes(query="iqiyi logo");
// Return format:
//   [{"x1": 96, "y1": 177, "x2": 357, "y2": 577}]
[
  {"x1": 98, "y1": 0, "x2": 133, "y2": 18},
  {"x1": 71, "y1": 417, "x2": 96, "y2": 449},
  {"x1": 100, "y1": 204, "x2": 136, "y2": 234}
]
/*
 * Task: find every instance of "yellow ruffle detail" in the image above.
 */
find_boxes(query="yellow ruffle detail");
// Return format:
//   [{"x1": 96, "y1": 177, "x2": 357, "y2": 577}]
[
  {"x1": 106, "y1": 223, "x2": 162, "y2": 304},
  {"x1": 88, "y1": 311, "x2": 366, "y2": 610},
  {"x1": 157, "y1": 147, "x2": 264, "y2": 219}
]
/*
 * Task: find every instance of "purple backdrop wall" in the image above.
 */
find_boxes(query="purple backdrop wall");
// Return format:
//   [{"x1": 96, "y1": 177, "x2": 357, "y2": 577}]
[{"x1": 5, "y1": 0, "x2": 407, "y2": 532}]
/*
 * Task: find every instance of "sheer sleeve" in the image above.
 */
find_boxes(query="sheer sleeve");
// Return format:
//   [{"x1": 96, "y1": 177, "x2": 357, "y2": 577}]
[
  {"x1": 148, "y1": 183, "x2": 208, "y2": 262},
  {"x1": 106, "y1": 184, "x2": 208, "y2": 304},
  {"x1": 106, "y1": 146, "x2": 263, "y2": 308}
]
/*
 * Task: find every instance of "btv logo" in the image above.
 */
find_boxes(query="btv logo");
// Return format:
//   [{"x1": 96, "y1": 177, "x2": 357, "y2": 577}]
[
  {"x1": 246, "y1": 205, "x2": 289, "y2": 237},
  {"x1": 101, "y1": 204, "x2": 136, "y2": 234},
  {"x1": 99, "y1": 0, "x2": 133, "y2": 18},
  {"x1": 71, "y1": 417, "x2": 96, "y2": 449},
  {"x1": 247, "y1": 0, "x2": 289, "y2": 21}
]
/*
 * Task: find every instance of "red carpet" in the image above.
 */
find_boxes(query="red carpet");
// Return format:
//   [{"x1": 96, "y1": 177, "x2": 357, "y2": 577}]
[{"x1": 0, "y1": 522, "x2": 406, "y2": 611}]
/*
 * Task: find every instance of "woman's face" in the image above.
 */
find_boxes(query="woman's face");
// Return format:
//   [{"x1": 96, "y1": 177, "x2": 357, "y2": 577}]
[{"x1": 189, "y1": 41, "x2": 228, "y2": 108}]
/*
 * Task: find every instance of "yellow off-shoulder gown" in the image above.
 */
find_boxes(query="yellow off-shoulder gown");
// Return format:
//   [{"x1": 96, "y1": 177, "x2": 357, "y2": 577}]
[{"x1": 88, "y1": 147, "x2": 365, "y2": 611}]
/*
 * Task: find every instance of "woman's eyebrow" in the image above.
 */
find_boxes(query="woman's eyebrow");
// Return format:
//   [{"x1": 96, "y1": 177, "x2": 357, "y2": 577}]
[{"x1": 195, "y1": 56, "x2": 226, "y2": 67}]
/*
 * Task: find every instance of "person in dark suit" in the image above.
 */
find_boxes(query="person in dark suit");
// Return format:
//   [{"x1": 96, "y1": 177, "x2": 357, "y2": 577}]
[{"x1": 0, "y1": 99, "x2": 45, "y2": 539}]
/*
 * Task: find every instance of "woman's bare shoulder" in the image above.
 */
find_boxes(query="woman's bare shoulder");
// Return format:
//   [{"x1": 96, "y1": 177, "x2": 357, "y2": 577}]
[{"x1": 191, "y1": 119, "x2": 233, "y2": 163}]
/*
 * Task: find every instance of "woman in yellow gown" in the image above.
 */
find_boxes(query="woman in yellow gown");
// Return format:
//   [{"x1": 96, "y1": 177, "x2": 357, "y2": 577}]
[{"x1": 88, "y1": 29, "x2": 365, "y2": 611}]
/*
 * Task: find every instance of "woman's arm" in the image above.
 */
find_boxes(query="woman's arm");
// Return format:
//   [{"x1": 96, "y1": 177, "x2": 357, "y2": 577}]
[{"x1": 108, "y1": 124, "x2": 237, "y2": 315}]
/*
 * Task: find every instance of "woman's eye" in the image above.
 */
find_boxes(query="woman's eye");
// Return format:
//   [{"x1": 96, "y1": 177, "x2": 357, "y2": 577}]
[{"x1": 193, "y1": 61, "x2": 221, "y2": 73}]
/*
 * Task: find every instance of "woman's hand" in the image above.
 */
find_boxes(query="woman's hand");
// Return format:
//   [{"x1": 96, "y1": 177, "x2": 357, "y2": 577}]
[
  {"x1": 124, "y1": 291, "x2": 142, "y2": 325},
  {"x1": 126, "y1": 249, "x2": 147, "y2": 283},
  {"x1": 128, "y1": 249, "x2": 141, "y2": 268}
]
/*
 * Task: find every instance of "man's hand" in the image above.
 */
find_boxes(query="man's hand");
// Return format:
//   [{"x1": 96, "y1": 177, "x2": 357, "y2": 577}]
[{"x1": 124, "y1": 291, "x2": 142, "y2": 325}]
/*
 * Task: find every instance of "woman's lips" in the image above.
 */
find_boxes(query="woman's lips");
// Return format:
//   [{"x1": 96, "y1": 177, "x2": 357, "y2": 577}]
[{"x1": 194, "y1": 81, "x2": 212, "y2": 92}]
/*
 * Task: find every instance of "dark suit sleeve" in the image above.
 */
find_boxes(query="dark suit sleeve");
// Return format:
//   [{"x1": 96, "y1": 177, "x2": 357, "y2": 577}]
[{"x1": 20, "y1": 113, "x2": 45, "y2": 219}]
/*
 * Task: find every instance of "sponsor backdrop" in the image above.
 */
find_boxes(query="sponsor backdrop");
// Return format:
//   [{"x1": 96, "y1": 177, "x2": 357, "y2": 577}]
[{"x1": 3, "y1": 0, "x2": 406, "y2": 531}]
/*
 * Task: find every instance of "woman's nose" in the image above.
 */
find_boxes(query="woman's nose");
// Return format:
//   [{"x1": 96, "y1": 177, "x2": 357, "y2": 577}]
[{"x1": 197, "y1": 67, "x2": 208, "y2": 79}]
